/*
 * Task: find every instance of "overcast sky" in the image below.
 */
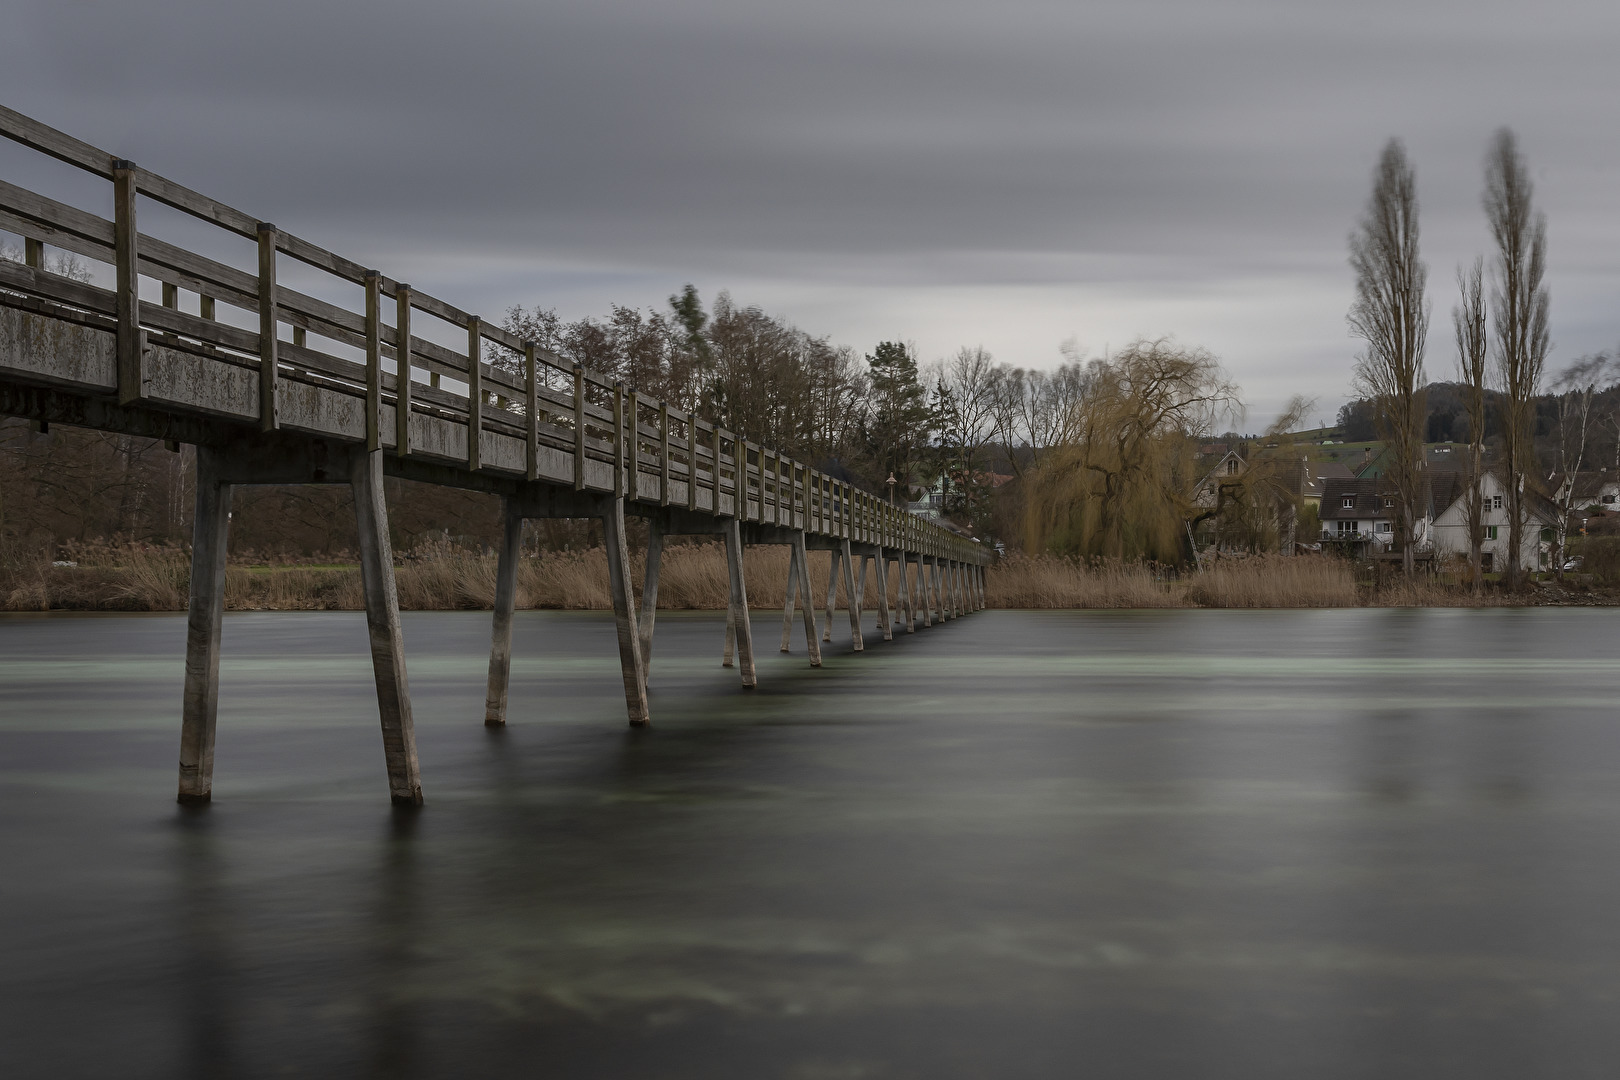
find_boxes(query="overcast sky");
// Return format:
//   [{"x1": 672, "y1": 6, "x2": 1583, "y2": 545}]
[{"x1": 4, "y1": 0, "x2": 1618, "y2": 425}]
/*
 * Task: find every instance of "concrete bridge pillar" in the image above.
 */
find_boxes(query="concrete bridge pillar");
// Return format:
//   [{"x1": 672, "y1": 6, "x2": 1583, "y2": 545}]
[
  {"x1": 176, "y1": 447, "x2": 231, "y2": 804},
  {"x1": 177, "y1": 444, "x2": 422, "y2": 805}
]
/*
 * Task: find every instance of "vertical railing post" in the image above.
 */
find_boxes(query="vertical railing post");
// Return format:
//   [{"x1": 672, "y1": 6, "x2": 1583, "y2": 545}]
[
  {"x1": 686, "y1": 412, "x2": 698, "y2": 511},
  {"x1": 466, "y1": 315, "x2": 483, "y2": 470},
  {"x1": 627, "y1": 390, "x2": 640, "y2": 502},
  {"x1": 364, "y1": 271, "x2": 382, "y2": 451},
  {"x1": 113, "y1": 161, "x2": 143, "y2": 405},
  {"x1": 659, "y1": 401, "x2": 671, "y2": 506},
  {"x1": 712, "y1": 426, "x2": 724, "y2": 515},
  {"x1": 612, "y1": 382, "x2": 625, "y2": 499},
  {"x1": 524, "y1": 342, "x2": 539, "y2": 481},
  {"x1": 572, "y1": 366, "x2": 586, "y2": 490},
  {"x1": 255, "y1": 222, "x2": 278, "y2": 429},
  {"x1": 24, "y1": 237, "x2": 43, "y2": 268},
  {"x1": 395, "y1": 284, "x2": 413, "y2": 456}
]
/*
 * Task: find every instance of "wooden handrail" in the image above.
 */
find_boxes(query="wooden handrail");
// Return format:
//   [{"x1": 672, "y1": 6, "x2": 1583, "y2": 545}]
[{"x1": 0, "y1": 106, "x2": 987, "y2": 563}]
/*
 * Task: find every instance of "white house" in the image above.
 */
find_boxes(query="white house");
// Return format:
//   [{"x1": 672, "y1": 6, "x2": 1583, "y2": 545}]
[{"x1": 1428, "y1": 470, "x2": 1555, "y2": 572}]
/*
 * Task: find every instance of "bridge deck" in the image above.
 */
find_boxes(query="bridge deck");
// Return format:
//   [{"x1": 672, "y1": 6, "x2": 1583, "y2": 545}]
[{"x1": 0, "y1": 105, "x2": 988, "y2": 807}]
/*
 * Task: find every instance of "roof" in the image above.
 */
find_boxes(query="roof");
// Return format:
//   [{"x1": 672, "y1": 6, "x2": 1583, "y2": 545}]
[{"x1": 1319, "y1": 470, "x2": 1469, "y2": 522}]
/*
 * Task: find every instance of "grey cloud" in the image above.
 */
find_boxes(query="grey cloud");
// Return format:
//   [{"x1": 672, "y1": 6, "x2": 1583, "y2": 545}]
[{"x1": 4, "y1": 0, "x2": 1619, "y2": 415}]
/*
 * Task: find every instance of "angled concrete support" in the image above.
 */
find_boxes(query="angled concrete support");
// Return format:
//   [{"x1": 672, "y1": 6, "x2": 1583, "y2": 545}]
[
  {"x1": 177, "y1": 446, "x2": 232, "y2": 804},
  {"x1": 352, "y1": 447, "x2": 423, "y2": 805},
  {"x1": 898, "y1": 554, "x2": 915, "y2": 632},
  {"x1": 601, "y1": 495, "x2": 650, "y2": 725},
  {"x1": 926, "y1": 557, "x2": 939, "y2": 625},
  {"x1": 822, "y1": 545, "x2": 840, "y2": 643},
  {"x1": 723, "y1": 517, "x2": 757, "y2": 687},
  {"x1": 792, "y1": 530, "x2": 822, "y2": 666},
  {"x1": 844, "y1": 540, "x2": 864, "y2": 651},
  {"x1": 780, "y1": 545, "x2": 798, "y2": 653},
  {"x1": 873, "y1": 547, "x2": 893, "y2": 641},
  {"x1": 484, "y1": 498, "x2": 523, "y2": 726},
  {"x1": 639, "y1": 519, "x2": 663, "y2": 678}
]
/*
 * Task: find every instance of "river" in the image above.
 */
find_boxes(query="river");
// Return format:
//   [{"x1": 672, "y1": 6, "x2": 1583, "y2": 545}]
[{"x1": 3, "y1": 607, "x2": 1619, "y2": 1078}]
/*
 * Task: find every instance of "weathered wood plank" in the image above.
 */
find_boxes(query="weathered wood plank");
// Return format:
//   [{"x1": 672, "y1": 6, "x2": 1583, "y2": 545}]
[
  {"x1": 112, "y1": 162, "x2": 141, "y2": 404},
  {"x1": 177, "y1": 445, "x2": 230, "y2": 803},
  {"x1": 484, "y1": 499, "x2": 523, "y2": 726},
  {"x1": 351, "y1": 447, "x2": 423, "y2": 804}
]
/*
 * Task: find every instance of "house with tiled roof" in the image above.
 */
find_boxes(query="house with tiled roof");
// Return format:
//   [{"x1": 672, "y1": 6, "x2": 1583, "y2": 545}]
[{"x1": 1429, "y1": 470, "x2": 1557, "y2": 572}]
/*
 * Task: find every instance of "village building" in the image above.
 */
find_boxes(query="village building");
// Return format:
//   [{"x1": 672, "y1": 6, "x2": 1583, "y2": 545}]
[{"x1": 1428, "y1": 470, "x2": 1557, "y2": 572}]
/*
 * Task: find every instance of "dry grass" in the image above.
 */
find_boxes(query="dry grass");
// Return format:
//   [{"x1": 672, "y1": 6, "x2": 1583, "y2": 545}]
[
  {"x1": 0, "y1": 537, "x2": 1587, "y2": 612},
  {"x1": 985, "y1": 553, "x2": 1356, "y2": 609},
  {"x1": 985, "y1": 555, "x2": 1178, "y2": 608},
  {"x1": 1184, "y1": 555, "x2": 1358, "y2": 608}
]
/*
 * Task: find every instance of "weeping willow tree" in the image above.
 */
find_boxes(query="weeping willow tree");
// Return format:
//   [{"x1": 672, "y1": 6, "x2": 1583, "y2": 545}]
[
  {"x1": 1200, "y1": 396, "x2": 1316, "y2": 554},
  {"x1": 1024, "y1": 338, "x2": 1239, "y2": 561}
]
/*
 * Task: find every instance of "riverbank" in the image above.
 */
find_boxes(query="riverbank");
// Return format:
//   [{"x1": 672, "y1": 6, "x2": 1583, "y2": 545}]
[{"x1": 4, "y1": 542, "x2": 1609, "y2": 612}]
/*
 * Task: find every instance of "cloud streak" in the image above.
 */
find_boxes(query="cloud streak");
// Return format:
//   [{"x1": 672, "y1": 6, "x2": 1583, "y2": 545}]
[{"x1": 4, "y1": 0, "x2": 1618, "y2": 420}]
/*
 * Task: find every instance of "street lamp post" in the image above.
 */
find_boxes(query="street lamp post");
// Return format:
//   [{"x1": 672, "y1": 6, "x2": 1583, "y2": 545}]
[{"x1": 886, "y1": 473, "x2": 897, "y2": 506}]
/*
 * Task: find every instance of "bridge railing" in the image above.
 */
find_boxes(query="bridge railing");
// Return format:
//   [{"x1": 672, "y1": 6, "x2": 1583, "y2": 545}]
[{"x1": 0, "y1": 105, "x2": 985, "y2": 564}]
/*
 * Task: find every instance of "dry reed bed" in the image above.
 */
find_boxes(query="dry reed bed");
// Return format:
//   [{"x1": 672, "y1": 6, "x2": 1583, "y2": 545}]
[{"x1": 0, "y1": 543, "x2": 1551, "y2": 612}]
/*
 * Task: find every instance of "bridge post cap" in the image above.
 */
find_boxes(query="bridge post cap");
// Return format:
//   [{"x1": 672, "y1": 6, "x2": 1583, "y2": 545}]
[
  {"x1": 397, "y1": 282, "x2": 411, "y2": 291},
  {"x1": 256, "y1": 221, "x2": 276, "y2": 233},
  {"x1": 112, "y1": 158, "x2": 136, "y2": 171},
  {"x1": 364, "y1": 269, "x2": 381, "y2": 279}
]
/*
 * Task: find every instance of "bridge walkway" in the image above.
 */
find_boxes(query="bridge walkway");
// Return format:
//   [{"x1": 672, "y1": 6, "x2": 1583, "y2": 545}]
[{"x1": 0, "y1": 106, "x2": 989, "y2": 805}]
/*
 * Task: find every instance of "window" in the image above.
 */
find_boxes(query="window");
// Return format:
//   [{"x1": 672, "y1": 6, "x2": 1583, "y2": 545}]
[
  {"x1": 1491, "y1": 495, "x2": 1503, "y2": 510},
  {"x1": 1375, "y1": 522, "x2": 1392, "y2": 533},
  {"x1": 1484, "y1": 525, "x2": 1498, "y2": 541},
  {"x1": 1337, "y1": 521, "x2": 1357, "y2": 535},
  {"x1": 1383, "y1": 497, "x2": 1394, "y2": 508},
  {"x1": 1342, "y1": 496, "x2": 1355, "y2": 509},
  {"x1": 1226, "y1": 459, "x2": 1238, "y2": 475},
  {"x1": 1541, "y1": 527, "x2": 1554, "y2": 542},
  {"x1": 1605, "y1": 495, "x2": 1616, "y2": 504}
]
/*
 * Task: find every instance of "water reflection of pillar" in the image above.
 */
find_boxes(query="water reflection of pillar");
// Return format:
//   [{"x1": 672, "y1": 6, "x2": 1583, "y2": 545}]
[
  {"x1": 363, "y1": 807, "x2": 421, "y2": 1078},
  {"x1": 173, "y1": 806, "x2": 236, "y2": 1074}
]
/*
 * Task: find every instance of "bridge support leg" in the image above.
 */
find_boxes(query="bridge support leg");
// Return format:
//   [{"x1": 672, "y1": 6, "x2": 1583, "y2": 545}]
[
  {"x1": 723, "y1": 517, "x2": 756, "y2": 687},
  {"x1": 926, "y1": 557, "x2": 939, "y2": 625},
  {"x1": 484, "y1": 498, "x2": 523, "y2": 726},
  {"x1": 874, "y1": 547, "x2": 892, "y2": 641},
  {"x1": 847, "y1": 543, "x2": 866, "y2": 651},
  {"x1": 932, "y1": 558, "x2": 946, "y2": 622},
  {"x1": 639, "y1": 519, "x2": 663, "y2": 680},
  {"x1": 723, "y1": 606, "x2": 736, "y2": 667},
  {"x1": 822, "y1": 546, "x2": 840, "y2": 643},
  {"x1": 352, "y1": 447, "x2": 423, "y2": 805},
  {"x1": 897, "y1": 554, "x2": 915, "y2": 633},
  {"x1": 839, "y1": 540, "x2": 862, "y2": 650},
  {"x1": 793, "y1": 531, "x2": 822, "y2": 667},
  {"x1": 601, "y1": 496, "x2": 650, "y2": 725},
  {"x1": 780, "y1": 542, "x2": 801, "y2": 653},
  {"x1": 177, "y1": 446, "x2": 232, "y2": 804}
]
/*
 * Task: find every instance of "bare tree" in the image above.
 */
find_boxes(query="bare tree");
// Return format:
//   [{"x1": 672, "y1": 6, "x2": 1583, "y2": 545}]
[
  {"x1": 1484, "y1": 127, "x2": 1552, "y2": 587},
  {"x1": 1348, "y1": 138, "x2": 1429, "y2": 577},
  {"x1": 1453, "y1": 258, "x2": 1488, "y2": 591},
  {"x1": 1549, "y1": 352, "x2": 1612, "y2": 578}
]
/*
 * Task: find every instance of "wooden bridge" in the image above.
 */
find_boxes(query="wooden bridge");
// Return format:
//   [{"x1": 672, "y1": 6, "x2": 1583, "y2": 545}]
[{"x1": 0, "y1": 107, "x2": 990, "y2": 806}]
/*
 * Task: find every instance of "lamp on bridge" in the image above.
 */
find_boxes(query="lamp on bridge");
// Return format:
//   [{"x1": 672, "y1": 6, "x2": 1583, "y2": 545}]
[{"x1": 886, "y1": 473, "x2": 898, "y2": 505}]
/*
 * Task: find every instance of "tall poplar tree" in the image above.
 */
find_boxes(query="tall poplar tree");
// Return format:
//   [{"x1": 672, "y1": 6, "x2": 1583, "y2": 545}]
[
  {"x1": 1483, "y1": 128, "x2": 1551, "y2": 587},
  {"x1": 1348, "y1": 138, "x2": 1429, "y2": 576}
]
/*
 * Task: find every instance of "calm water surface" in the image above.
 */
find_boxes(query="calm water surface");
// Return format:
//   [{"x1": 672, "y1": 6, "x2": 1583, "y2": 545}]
[{"x1": 3, "y1": 607, "x2": 1620, "y2": 1078}]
